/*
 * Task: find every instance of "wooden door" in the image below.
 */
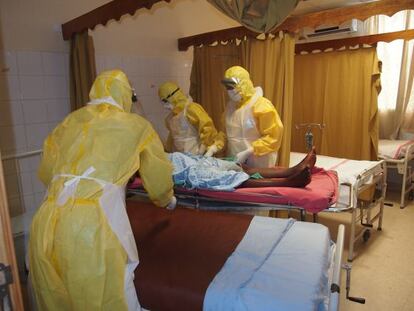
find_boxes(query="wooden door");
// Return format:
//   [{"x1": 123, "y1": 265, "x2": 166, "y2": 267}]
[{"x1": 0, "y1": 150, "x2": 24, "y2": 310}]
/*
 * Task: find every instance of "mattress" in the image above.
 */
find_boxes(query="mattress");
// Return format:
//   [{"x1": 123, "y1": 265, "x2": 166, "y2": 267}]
[
  {"x1": 378, "y1": 139, "x2": 414, "y2": 159},
  {"x1": 290, "y1": 152, "x2": 382, "y2": 208},
  {"x1": 129, "y1": 167, "x2": 338, "y2": 213},
  {"x1": 127, "y1": 199, "x2": 333, "y2": 311}
]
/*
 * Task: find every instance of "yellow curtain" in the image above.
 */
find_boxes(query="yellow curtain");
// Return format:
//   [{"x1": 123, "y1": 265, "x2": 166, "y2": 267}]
[
  {"x1": 190, "y1": 43, "x2": 242, "y2": 133},
  {"x1": 69, "y1": 31, "x2": 97, "y2": 112},
  {"x1": 241, "y1": 33, "x2": 295, "y2": 166},
  {"x1": 292, "y1": 48, "x2": 381, "y2": 160}
]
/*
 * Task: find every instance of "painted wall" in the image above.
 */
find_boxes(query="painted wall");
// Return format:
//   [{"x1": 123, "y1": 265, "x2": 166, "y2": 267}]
[
  {"x1": 0, "y1": 0, "x2": 238, "y2": 288},
  {"x1": 0, "y1": 0, "x2": 237, "y2": 247}
]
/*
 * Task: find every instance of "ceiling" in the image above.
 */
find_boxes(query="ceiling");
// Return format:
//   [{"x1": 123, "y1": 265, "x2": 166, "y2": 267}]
[{"x1": 292, "y1": 0, "x2": 379, "y2": 15}]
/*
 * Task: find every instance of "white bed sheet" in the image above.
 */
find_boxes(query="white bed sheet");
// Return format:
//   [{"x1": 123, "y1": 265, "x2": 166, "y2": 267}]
[
  {"x1": 204, "y1": 217, "x2": 333, "y2": 311},
  {"x1": 378, "y1": 139, "x2": 414, "y2": 159},
  {"x1": 290, "y1": 152, "x2": 382, "y2": 208}
]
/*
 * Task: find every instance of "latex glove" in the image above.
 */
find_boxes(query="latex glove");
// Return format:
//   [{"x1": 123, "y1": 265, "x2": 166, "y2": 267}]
[
  {"x1": 236, "y1": 147, "x2": 254, "y2": 164},
  {"x1": 199, "y1": 144, "x2": 207, "y2": 155},
  {"x1": 204, "y1": 144, "x2": 219, "y2": 157},
  {"x1": 166, "y1": 196, "x2": 177, "y2": 210}
]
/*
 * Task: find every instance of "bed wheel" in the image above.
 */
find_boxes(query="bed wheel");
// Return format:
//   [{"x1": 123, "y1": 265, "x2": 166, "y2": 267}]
[{"x1": 363, "y1": 229, "x2": 371, "y2": 242}]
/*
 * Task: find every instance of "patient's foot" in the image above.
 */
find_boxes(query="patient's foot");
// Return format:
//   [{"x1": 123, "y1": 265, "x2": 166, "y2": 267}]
[{"x1": 286, "y1": 166, "x2": 312, "y2": 188}]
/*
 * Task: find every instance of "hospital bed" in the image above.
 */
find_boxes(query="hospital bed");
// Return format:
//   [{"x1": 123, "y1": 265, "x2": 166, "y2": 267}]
[
  {"x1": 378, "y1": 139, "x2": 414, "y2": 208},
  {"x1": 290, "y1": 152, "x2": 387, "y2": 262},
  {"x1": 128, "y1": 151, "x2": 385, "y2": 261},
  {"x1": 127, "y1": 199, "x2": 357, "y2": 311},
  {"x1": 128, "y1": 166, "x2": 338, "y2": 219}
]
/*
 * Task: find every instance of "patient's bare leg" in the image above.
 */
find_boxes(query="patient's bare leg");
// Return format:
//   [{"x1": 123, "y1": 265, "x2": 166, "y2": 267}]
[
  {"x1": 239, "y1": 166, "x2": 312, "y2": 188},
  {"x1": 241, "y1": 147, "x2": 316, "y2": 178}
]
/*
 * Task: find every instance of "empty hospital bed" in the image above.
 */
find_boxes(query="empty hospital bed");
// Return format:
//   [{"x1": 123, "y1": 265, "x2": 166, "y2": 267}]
[
  {"x1": 127, "y1": 199, "x2": 350, "y2": 311},
  {"x1": 378, "y1": 139, "x2": 414, "y2": 208},
  {"x1": 290, "y1": 152, "x2": 387, "y2": 262}
]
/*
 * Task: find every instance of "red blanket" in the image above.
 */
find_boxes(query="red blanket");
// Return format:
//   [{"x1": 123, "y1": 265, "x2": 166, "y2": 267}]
[{"x1": 129, "y1": 167, "x2": 338, "y2": 213}]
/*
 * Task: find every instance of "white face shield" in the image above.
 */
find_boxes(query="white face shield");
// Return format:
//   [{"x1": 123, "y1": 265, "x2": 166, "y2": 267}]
[
  {"x1": 227, "y1": 89, "x2": 242, "y2": 102},
  {"x1": 161, "y1": 100, "x2": 173, "y2": 111}
]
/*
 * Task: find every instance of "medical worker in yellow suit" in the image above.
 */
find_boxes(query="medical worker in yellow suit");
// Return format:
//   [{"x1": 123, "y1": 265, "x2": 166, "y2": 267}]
[
  {"x1": 158, "y1": 82, "x2": 225, "y2": 157},
  {"x1": 29, "y1": 70, "x2": 176, "y2": 311},
  {"x1": 222, "y1": 66, "x2": 284, "y2": 168}
]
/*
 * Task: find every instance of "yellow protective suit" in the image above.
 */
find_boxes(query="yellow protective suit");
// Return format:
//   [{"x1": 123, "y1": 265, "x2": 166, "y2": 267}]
[
  {"x1": 158, "y1": 82, "x2": 225, "y2": 155},
  {"x1": 223, "y1": 66, "x2": 284, "y2": 167},
  {"x1": 29, "y1": 70, "x2": 174, "y2": 311}
]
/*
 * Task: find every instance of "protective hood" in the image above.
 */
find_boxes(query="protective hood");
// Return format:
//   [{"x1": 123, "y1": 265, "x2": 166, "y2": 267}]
[
  {"x1": 158, "y1": 82, "x2": 189, "y2": 113},
  {"x1": 89, "y1": 69, "x2": 133, "y2": 112},
  {"x1": 224, "y1": 66, "x2": 256, "y2": 103}
]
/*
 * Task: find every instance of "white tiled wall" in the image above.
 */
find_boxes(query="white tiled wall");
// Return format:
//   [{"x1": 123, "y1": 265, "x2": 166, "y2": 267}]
[
  {"x1": 0, "y1": 49, "x2": 70, "y2": 221},
  {"x1": 95, "y1": 53, "x2": 193, "y2": 141}
]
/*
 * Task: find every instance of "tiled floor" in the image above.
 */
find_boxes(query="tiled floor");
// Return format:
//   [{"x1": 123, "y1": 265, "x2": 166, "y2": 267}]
[{"x1": 318, "y1": 190, "x2": 414, "y2": 311}]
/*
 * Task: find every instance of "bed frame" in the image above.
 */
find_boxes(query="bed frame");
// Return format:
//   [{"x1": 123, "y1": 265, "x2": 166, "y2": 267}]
[
  {"x1": 128, "y1": 160, "x2": 386, "y2": 262},
  {"x1": 379, "y1": 142, "x2": 414, "y2": 208},
  {"x1": 134, "y1": 214, "x2": 350, "y2": 310},
  {"x1": 322, "y1": 160, "x2": 387, "y2": 262}
]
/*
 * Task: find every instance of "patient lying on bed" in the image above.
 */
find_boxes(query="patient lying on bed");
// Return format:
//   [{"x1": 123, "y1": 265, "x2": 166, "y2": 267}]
[{"x1": 157, "y1": 148, "x2": 317, "y2": 190}]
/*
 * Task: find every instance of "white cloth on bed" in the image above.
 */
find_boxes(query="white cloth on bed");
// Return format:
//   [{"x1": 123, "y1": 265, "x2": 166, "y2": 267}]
[
  {"x1": 204, "y1": 217, "x2": 333, "y2": 311},
  {"x1": 290, "y1": 152, "x2": 382, "y2": 207},
  {"x1": 378, "y1": 139, "x2": 414, "y2": 159},
  {"x1": 168, "y1": 152, "x2": 249, "y2": 191}
]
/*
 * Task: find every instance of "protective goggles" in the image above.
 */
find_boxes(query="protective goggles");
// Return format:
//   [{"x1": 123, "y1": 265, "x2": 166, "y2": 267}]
[
  {"x1": 221, "y1": 77, "x2": 241, "y2": 89},
  {"x1": 161, "y1": 87, "x2": 180, "y2": 103}
]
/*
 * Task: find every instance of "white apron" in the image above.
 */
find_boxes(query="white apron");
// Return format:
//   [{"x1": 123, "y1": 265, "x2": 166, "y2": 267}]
[
  {"x1": 54, "y1": 167, "x2": 141, "y2": 311},
  {"x1": 226, "y1": 87, "x2": 277, "y2": 168},
  {"x1": 168, "y1": 102, "x2": 204, "y2": 154}
]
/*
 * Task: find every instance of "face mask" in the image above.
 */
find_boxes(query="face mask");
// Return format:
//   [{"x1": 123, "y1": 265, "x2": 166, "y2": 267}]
[
  {"x1": 227, "y1": 89, "x2": 242, "y2": 102},
  {"x1": 162, "y1": 101, "x2": 173, "y2": 111}
]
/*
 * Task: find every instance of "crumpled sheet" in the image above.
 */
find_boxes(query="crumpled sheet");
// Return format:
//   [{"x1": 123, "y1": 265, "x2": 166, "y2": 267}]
[
  {"x1": 207, "y1": 0, "x2": 300, "y2": 33},
  {"x1": 168, "y1": 152, "x2": 250, "y2": 191}
]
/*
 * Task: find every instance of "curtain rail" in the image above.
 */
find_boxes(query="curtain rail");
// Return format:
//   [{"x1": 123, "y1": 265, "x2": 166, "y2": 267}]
[{"x1": 2, "y1": 150, "x2": 42, "y2": 161}]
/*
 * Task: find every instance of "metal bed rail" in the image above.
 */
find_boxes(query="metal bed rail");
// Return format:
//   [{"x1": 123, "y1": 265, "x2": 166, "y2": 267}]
[
  {"x1": 346, "y1": 160, "x2": 386, "y2": 262},
  {"x1": 128, "y1": 188, "x2": 308, "y2": 220},
  {"x1": 328, "y1": 224, "x2": 345, "y2": 311}
]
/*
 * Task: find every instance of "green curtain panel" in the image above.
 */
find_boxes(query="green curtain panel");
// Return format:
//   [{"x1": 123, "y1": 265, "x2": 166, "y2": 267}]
[
  {"x1": 207, "y1": 0, "x2": 299, "y2": 33},
  {"x1": 69, "y1": 31, "x2": 97, "y2": 111}
]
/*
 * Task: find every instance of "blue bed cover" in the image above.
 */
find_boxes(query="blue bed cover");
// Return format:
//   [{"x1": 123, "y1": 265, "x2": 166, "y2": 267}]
[{"x1": 204, "y1": 217, "x2": 332, "y2": 311}]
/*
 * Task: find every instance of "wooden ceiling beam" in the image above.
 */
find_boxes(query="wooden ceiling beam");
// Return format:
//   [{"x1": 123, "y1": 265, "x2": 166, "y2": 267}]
[
  {"x1": 61, "y1": 0, "x2": 171, "y2": 40},
  {"x1": 178, "y1": 0, "x2": 414, "y2": 51}
]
